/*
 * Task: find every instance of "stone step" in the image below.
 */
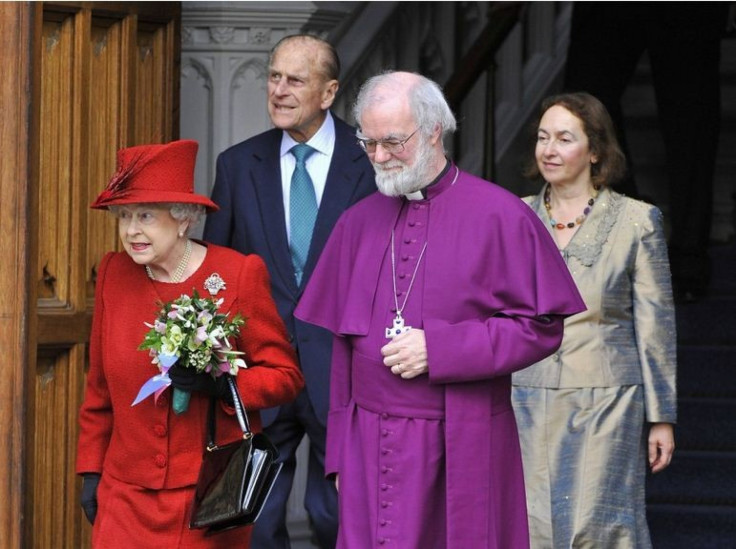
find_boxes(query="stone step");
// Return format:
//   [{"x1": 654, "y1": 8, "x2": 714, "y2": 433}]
[
  {"x1": 676, "y1": 398, "x2": 736, "y2": 451},
  {"x1": 678, "y1": 346, "x2": 736, "y2": 398},
  {"x1": 708, "y1": 241, "x2": 736, "y2": 295},
  {"x1": 676, "y1": 296, "x2": 736, "y2": 346},
  {"x1": 647, "y1": 503, "x2": 736, "y2": 549},
  {"x1": 646, "y1": 451, "x2": 736, "y2": 506},
  {"x1": 635, "y1": 32, "x2": 736, "y2": 549}
]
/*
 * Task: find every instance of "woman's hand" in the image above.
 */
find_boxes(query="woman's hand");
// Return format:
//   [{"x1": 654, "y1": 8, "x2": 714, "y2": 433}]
[
  {"x1": 168, "y1": 365, "x2": 231, "y2": 402},
  {"x1": 648, "y1": 422, "x2": 675, "y2": 473},
  {"x1": 81, "y1": 473, "x2": 101, "y2": 524}
]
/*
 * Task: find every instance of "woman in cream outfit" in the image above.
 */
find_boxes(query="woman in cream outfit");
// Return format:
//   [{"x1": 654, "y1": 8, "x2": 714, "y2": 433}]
[{"x1": 512, "y1": 92, "x2": 677, "y2": 549}]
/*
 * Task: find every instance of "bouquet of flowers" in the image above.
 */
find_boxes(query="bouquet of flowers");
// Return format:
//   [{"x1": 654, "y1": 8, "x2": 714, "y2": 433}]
[{"x1": 133, "y1": 291, "x2": 246, "y2": 414}]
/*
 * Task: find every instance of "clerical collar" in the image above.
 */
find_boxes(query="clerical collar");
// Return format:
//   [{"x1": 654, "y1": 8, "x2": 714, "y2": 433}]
[{"x1": 404, "y1": 160, "x2": 455, "y2": 201}]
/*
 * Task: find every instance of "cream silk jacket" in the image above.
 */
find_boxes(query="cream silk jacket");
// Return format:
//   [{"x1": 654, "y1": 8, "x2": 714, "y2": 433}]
[{"x1": 513, "y1": 186, "x2": 677, "y2": 424}]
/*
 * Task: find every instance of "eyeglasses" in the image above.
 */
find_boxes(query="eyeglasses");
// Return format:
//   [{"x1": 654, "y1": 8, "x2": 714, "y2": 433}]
[{"x1": 356, "y1": 129, "x2": 419, "y2": 154}]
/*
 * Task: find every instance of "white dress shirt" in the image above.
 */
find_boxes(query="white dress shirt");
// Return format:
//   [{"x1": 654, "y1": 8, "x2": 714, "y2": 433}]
[{"x1": 280, "y1": 111, "x2": 336, "y2": 243}]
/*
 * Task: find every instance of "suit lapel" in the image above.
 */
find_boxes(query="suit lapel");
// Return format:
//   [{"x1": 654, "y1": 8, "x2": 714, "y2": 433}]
[
  {"x1": 251, "y1": 118, "x2": 371, "y2": 298},
  {"x1": 250, "y1": 132, "x2": 301, "y2": 295},
  {"x1": 302, "y1": 119, "x2": 369, "y2": 291}
]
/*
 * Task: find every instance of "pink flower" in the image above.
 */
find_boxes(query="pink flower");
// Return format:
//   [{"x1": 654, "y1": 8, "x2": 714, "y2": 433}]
[
  {"x1": 198, "y1": 310, "x2": 213, "y2": 325},
  {"x1": 195, "y1": 325, "x2": 208, "y2": 344},
  {"x1": 154, "y1": 320, "x2": 167, "y2": 334}
]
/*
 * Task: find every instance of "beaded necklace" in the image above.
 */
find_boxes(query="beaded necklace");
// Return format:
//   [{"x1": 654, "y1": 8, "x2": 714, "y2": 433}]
[
  {"x1": 544, "y1": 184, "x2": 600, "y2": 230},
  {"x1": 145, "y1": 239, "x2": 192, "y2": 283}
]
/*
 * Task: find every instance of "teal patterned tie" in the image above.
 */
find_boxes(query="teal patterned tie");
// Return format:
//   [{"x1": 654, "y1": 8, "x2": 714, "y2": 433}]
[{"x1": 289, "y1": 143, "x2": 318, "y2": 286}]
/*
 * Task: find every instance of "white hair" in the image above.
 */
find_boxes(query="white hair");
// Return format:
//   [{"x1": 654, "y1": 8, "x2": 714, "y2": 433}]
[{"x1": 352, "y1": 71, "x2": 457, "y2": 145}]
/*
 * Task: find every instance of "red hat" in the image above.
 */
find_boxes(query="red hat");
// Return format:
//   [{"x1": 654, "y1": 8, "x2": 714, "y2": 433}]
[{"x1": 90, "y1": 139, "x2": 218, "y2": 212}]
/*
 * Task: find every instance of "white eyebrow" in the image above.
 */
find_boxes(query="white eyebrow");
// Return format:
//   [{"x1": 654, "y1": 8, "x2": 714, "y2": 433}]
[{"x1": 356, "y1": 131, "x2": 405, "y2": 141}]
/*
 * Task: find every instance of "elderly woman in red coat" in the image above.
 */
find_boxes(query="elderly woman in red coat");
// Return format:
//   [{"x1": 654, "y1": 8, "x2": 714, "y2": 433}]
[{"x1": 76, "y1": 139, "x2": 304, "y2": 548}]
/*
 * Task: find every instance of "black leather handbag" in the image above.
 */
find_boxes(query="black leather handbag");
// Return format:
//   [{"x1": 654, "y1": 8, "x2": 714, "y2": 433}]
[{"x1": 189, "y1": 376, "x2": 282, "y2": 533}]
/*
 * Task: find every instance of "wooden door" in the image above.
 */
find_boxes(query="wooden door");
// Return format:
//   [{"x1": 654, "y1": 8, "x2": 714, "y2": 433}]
[
  {"x1": 28, "y1": 2, "x2": 180, "y2": 547},
  {"x1": 0, "y1": 3, "x2": 35, "y2": 548}
]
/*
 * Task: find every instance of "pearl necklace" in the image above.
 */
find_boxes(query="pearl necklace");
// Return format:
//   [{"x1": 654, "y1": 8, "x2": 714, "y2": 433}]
[
  {"x1": 544, "y1": 185, "x2": 600, "y2": 230},
  {"x1": 146, "y1": 239, "x2": 192, "y2": 283}
]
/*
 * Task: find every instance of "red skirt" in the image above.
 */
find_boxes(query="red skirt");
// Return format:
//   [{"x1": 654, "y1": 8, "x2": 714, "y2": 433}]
[{"x1": 92, "y1": 473, "x2": 251, "y2": 548}]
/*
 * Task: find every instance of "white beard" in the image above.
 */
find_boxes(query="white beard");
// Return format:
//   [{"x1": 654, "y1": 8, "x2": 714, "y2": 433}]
[{"x1": 374, "y1": 136, "x2": 436, "y2": 197}]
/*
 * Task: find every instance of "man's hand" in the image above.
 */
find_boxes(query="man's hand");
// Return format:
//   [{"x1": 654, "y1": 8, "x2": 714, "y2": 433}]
[{"x1": 380, "y1": 328, "x2": 428, "y2": 379}]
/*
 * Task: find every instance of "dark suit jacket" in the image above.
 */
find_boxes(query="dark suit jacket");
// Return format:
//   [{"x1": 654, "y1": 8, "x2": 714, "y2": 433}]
[{"x1": 203, "y1": 114, "x2": 376, "y2": 427}]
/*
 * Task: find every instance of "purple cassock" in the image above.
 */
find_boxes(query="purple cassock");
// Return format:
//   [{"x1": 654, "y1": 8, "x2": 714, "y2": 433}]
[{"x1": 295, "y1": 163, "x2": 586, "y2": 548}]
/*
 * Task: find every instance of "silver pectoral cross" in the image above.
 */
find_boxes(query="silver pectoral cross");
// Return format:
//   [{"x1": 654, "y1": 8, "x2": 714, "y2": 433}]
[{"x1": 385, "y1": 314, "x2": 412, "y2": 339}]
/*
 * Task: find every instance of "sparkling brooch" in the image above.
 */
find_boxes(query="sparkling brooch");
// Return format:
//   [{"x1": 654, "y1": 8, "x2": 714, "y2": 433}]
[{"x1": 203, "y1": 273, "x2": 227, "y2": 296}]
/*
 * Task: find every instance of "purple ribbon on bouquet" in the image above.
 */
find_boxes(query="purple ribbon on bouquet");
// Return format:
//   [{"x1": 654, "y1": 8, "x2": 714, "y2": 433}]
[{"x1": 131, "y1": 353, "x2": 179, "y2": 406}]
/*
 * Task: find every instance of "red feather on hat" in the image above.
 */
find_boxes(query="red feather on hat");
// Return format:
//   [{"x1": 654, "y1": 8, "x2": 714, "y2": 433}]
[{"x1": 94, "y1": 152, "x2": 147, "y2": 206}]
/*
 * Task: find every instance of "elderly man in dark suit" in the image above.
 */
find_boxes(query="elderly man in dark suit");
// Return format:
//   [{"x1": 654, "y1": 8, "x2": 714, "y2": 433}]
[{"x1": 203, "y1": 34, "x2": 376, "y2": 548}]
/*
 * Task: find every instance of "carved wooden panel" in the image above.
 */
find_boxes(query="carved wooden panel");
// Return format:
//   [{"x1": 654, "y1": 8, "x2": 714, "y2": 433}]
[
  {"x1": 38, "y1": 16, "x2": 75, "y2": 309},
  {"x1": 31, "y1": 349, "x2": 88, "y2": 548},
  {"x1": 86, "y1": 15, "x2": 126, "y2": 296},
  {"x1": 29, "y1": 3, "x2": 180, "y2": 547}
]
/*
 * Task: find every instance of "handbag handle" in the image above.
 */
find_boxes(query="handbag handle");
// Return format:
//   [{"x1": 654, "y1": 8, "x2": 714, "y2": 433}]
[{"x1": 207, "y1": 375, "x2": 253, "y2": 448}]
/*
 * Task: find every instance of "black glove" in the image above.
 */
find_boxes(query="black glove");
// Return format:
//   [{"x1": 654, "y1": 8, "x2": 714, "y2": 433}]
[
  {"x1": 168, "y1": 365, "x2": 232, "y2": 402},
  {"x1": 81, "y1": 473, "x2": 101, "y2": 525}
]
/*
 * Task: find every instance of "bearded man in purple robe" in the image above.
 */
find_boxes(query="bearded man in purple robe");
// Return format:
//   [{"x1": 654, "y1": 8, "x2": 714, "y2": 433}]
[{"x1": 295, "y1": 71, "x2": 586, "y2": 548}]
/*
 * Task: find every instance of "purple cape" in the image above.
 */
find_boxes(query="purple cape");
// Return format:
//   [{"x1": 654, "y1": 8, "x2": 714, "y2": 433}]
[{"x1": 296, "y1": 167, "x2": 585, "y2": 547}]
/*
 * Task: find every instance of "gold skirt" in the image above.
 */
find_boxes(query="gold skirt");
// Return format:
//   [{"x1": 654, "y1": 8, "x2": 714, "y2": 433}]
[{"x1": 511, "y1": 385, "x2": 652, "y2": 549}]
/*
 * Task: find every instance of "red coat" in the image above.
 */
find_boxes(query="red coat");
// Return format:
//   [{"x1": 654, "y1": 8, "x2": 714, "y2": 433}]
[{"x1": 76, "y1": 243, "x2": 303, "y2": 545}]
